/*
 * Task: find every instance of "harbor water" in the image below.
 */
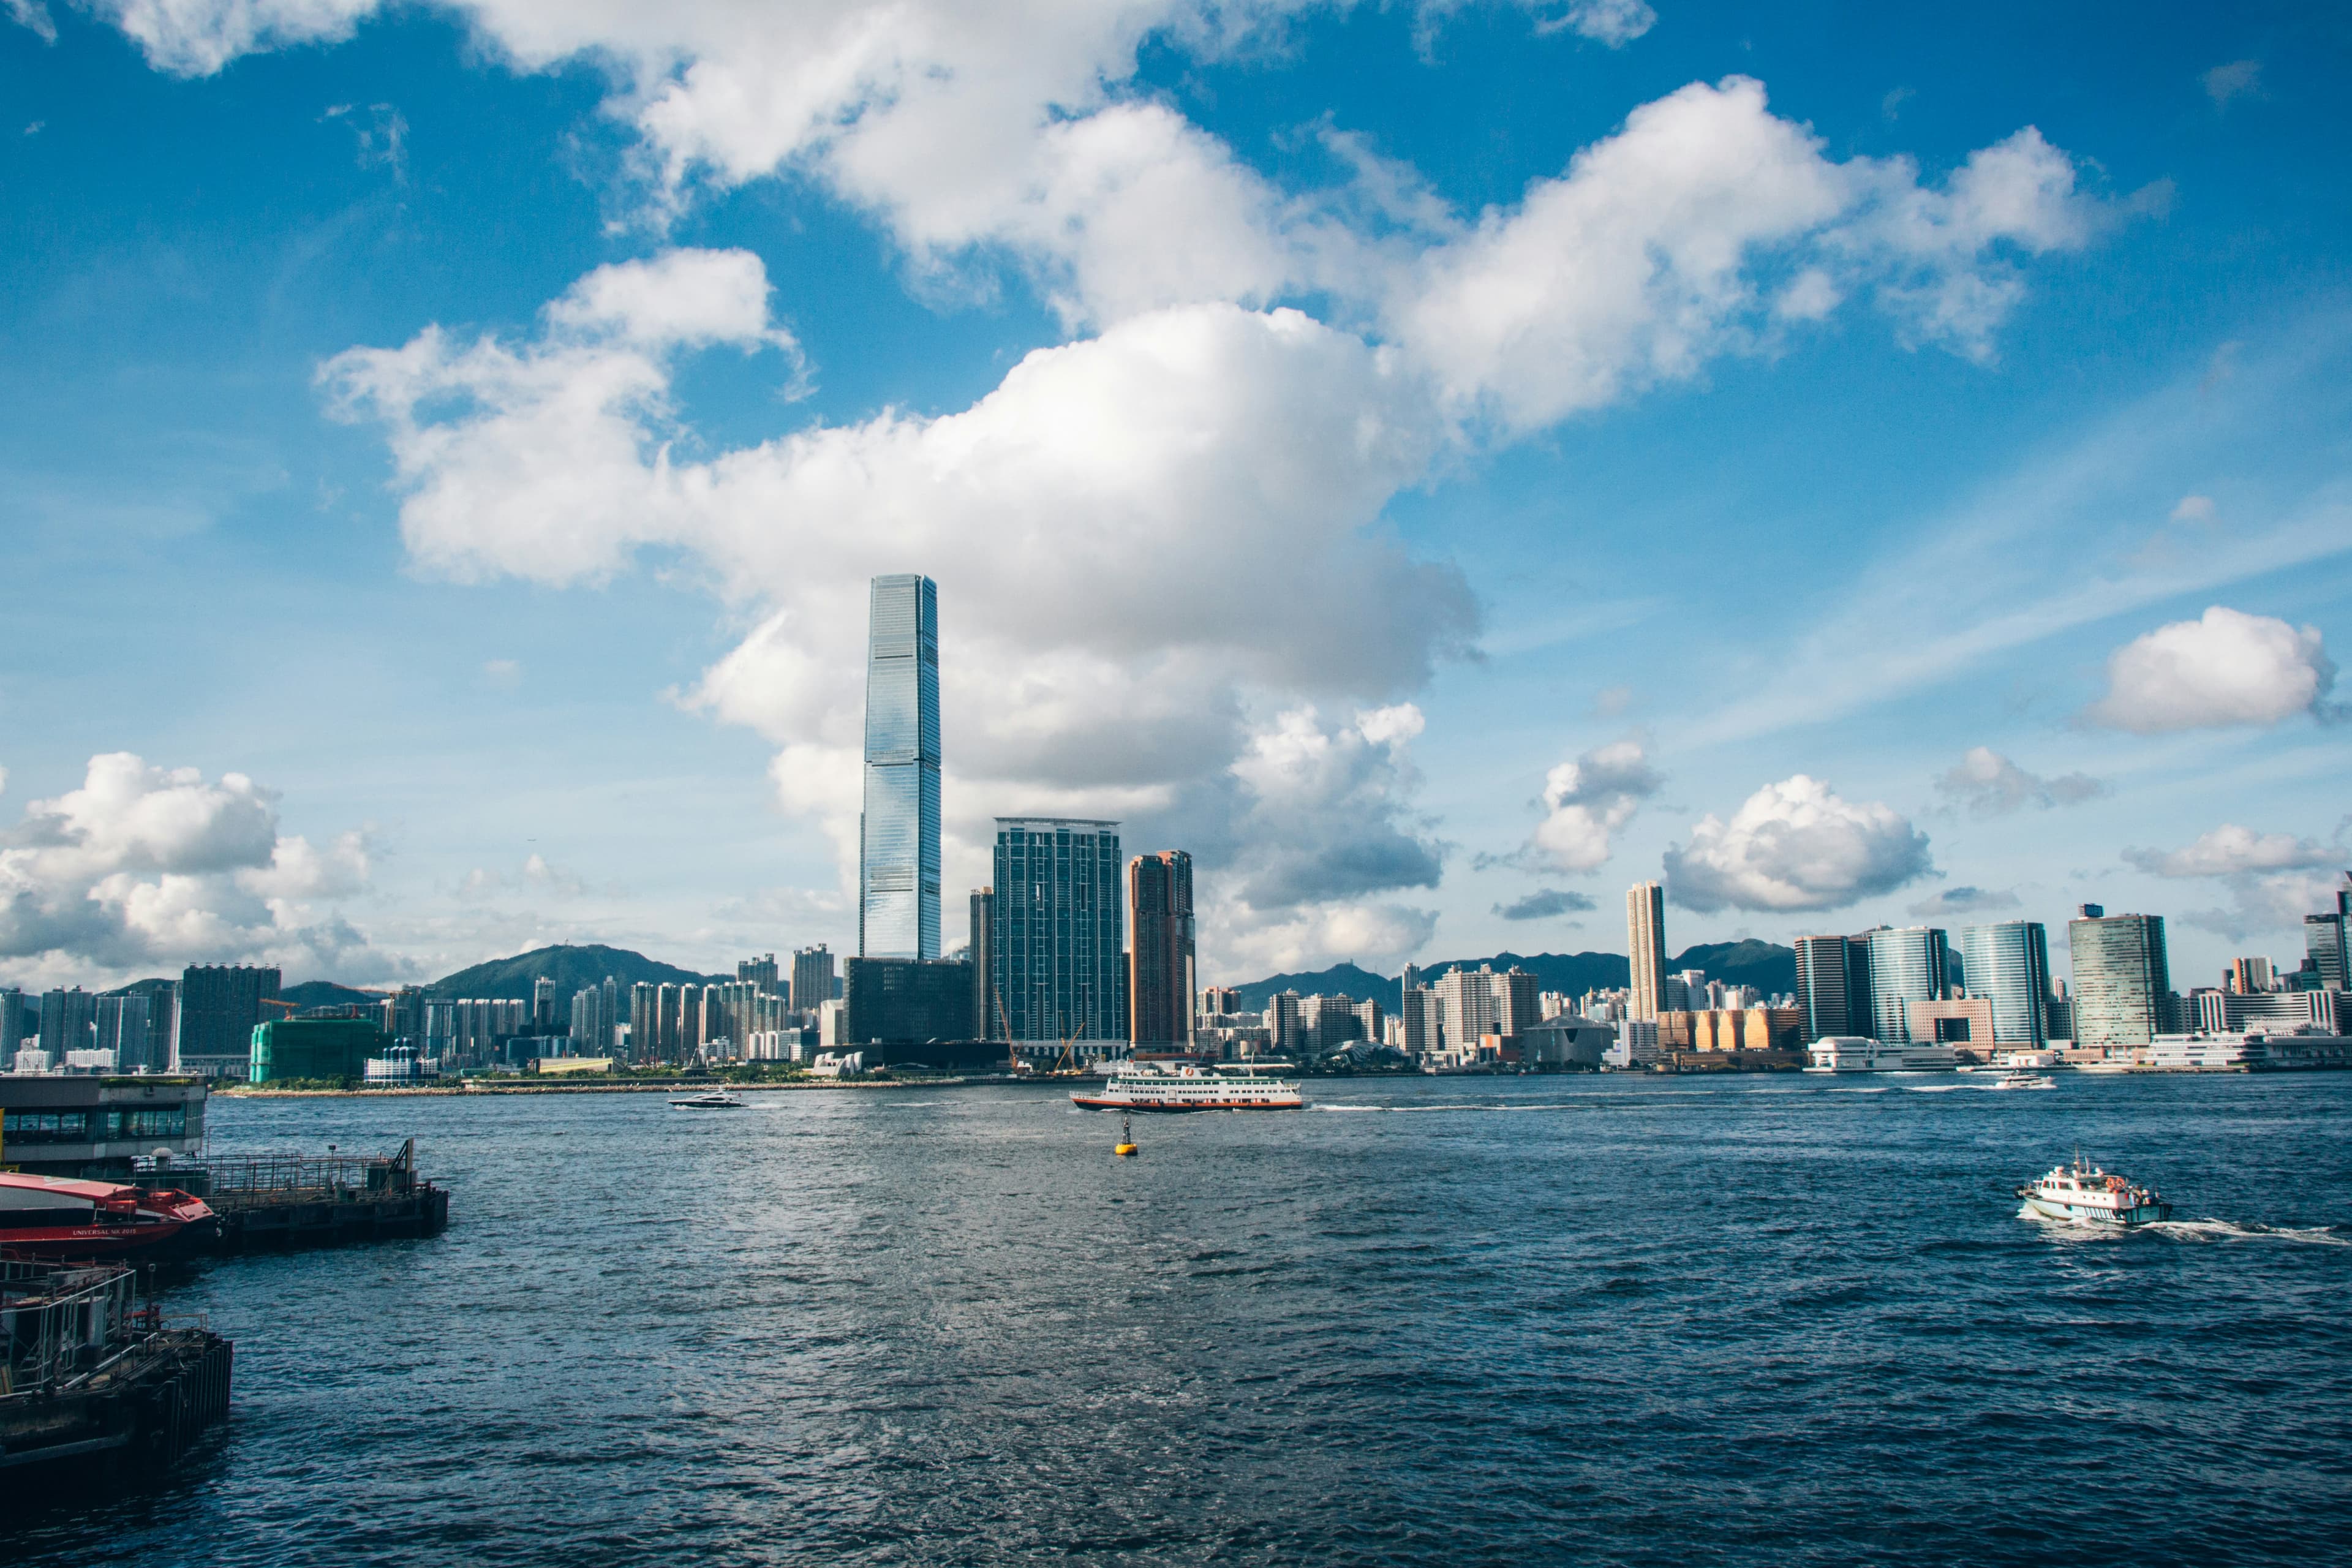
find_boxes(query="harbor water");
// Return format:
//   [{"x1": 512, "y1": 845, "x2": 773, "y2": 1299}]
[{"x1": 12, "y1": 1072, "x2": 2351, "y2": 1566}]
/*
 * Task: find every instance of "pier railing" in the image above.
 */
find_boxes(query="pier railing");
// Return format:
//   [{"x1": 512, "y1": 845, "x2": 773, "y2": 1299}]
[
  {"x1": 0, "y1": 1258, "x2": 143, "y2": 1399},
  {"x1": 149, "y1": 1138, "x2": 424, "y2": 1211}
]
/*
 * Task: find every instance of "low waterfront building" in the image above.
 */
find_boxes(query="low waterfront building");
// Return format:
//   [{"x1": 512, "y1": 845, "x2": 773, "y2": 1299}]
[
  {"x1": 0, "y1": 1075, "x2": 207, "y2": 1177},
  {"x1": 2145, "y1": 1031, "x2": 2352, "y2": 1071},
  {"x1": 1521, "y1": 1019, "x2": 1614, "y2": 1069},
  {"x1": 2195, "y1": 989, "x2": 2345, "y2": 1036},
  {"x1": 1906, "y1": 997, "x2": 1999, "y2": 1057},
  {"x1": 364, "y1": 1046, "x2": 440, "y2": 1085}
]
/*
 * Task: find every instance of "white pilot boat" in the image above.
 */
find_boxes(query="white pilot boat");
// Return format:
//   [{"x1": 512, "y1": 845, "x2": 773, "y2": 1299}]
[
  {"x1": 1992, "y1": 1071, "x2": 2055, "y2": 1090},
  {"x1": 2016, "y1": 1156, "x2": 2171, "y2": 1227},
  {"x1": 669, "y1": 1089, "x2": 747, "y2": 1109},
  {"x1": 1072, "y1": 1063, "x2": 1303, "y2": 1112}
]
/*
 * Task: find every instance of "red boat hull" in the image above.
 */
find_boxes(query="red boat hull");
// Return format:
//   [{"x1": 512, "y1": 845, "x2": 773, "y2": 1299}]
[{"x1": 0, "y1": 1175, "x2": 217, "y2": 1259}]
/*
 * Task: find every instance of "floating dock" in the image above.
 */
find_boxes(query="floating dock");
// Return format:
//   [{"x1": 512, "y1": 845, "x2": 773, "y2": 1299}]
[
  {"x1": 138, "y1": 1138, "x2": 450, "y2": 1254},
  {"x1": 0, "y1": 1259, "x2": 232, "y2": 1474}
]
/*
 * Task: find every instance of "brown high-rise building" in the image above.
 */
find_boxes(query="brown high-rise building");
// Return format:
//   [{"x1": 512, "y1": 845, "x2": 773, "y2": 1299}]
[
  {"x1": 971, "y1": 887, "x2": 998, "y2": 1039},
  {"x1": 1127, "y1": 851, "x2": 1195, "y2": 1047},
  {"x1": 1625, "y1": 883, "x2": 1666, "y2": 1023}
]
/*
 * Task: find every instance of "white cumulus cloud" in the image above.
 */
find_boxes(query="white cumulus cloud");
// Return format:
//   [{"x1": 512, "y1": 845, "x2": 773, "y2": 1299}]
[
  {"x1": 1933, "y1": 745, "x2": 2105, "y2": 816},
  {"x1": 0, "y1": 753, "x2": 388, "y2": 984},
  {"x1": 1665, "y1": 774, "x2": 1934, "y2": 913},
  {"x1": 2082, "y1": 605, "x2": 2339, "y2": 733},
  {"x1": 1522, "y1": 738, "x2": 1661, "y2": 873},
  {"x1": 2123, "y1": 824, "x2": 2337, "y2": 880}
]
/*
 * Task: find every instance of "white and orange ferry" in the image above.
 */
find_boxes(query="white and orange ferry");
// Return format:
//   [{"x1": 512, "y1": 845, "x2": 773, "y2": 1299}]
[{"x1": 1072, "y1": 1063, "x2": 1303, "y2": 1112}]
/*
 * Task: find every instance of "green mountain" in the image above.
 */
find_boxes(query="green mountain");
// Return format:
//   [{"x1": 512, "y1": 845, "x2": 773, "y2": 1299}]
[
  {"x1": 1224, "y1": 942, "x2": 1796, "y2": 1010},
  {"x1": 427, "y1": 943, "x2": 725, "y2": 1001},
  {"x1": 281, "y1": 980, "x2": 382, "y2": 1009},
  {"x1": 1412, "y1": 949, "x2": 1630, "y2": 997},
  {"x1": 1672, "y1": 940, "x2": 1797, "y2": 995},
  {"x1": 1228, "y1": 963, "x2": 1398, "y2": 1013}
]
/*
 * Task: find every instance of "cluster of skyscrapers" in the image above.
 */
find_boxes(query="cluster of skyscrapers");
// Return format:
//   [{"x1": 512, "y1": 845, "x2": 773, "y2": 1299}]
[{"x1": 834, "y1": 575, "x2": 1199, "y2": 1064}]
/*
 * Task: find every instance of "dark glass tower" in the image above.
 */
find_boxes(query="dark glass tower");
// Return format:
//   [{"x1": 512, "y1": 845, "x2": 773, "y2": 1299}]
[
  {"x1": 859, "y1": 575, "x2": 941, "y2": 960},
  {"x1": 1793, "y1": 933, "x2": 1874, "y2": 1042},
  {"x1": 1127, "y1": 851, "x2": 1195, "y2": 1046},
  {"x1": 992, "y1": 818, "x2": 1125, "y2": 1058}
]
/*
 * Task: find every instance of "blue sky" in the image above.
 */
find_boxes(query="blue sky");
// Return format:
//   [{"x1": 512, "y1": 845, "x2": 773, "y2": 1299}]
[{"x1": 1, "y1": 0, "x2": 2346, "y2": 992}]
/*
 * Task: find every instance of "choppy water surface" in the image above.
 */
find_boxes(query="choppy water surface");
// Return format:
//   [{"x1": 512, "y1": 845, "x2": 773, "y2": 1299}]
[{"x1": 15, "y1": 1072, "x2": 2352, "y2": 1566}]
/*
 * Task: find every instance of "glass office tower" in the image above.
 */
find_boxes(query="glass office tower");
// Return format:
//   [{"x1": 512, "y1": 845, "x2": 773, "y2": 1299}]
[
  {"x1": 993, "y1": 818, "x2": 1125, "y2": 1058},
  {"x1": 1958, "y1": 920, "x2": 2051, "y2": 1045},
  {"x1": 859, "y1": 575, "x2": 941, "y2": 960},
  {"x1": 1865, "y1": 926, "x2": 1949, "y2": 1044},
  {"x1": 2068, "y1": 910, "x2": 2171, "y2": 1046},
  {"x1": 1793, "y1": 933, "x2": 1874, "y2": 1042}
]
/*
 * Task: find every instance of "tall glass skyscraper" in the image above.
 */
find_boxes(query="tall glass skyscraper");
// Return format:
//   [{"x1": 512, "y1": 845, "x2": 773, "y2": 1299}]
[
  {"x1": 993, "y1": 818, "x2": 1125, "y2": 1058},
  {"x1": 1866, "y1": 926, "x2": 1949, "y2": 1044},
  {"x1": 1793, "y1": 933, "x2": 1874, "y2": 1042},
  {"x1": 1958, "y1": 920, "x2": 2051, "y2": 1045},
  {"x1": 859, "y1": 575, "x2": 941, "y2": 960},
  {"x1": 2068, "y1": 910, "x2": 2171, "y2": 1046}
]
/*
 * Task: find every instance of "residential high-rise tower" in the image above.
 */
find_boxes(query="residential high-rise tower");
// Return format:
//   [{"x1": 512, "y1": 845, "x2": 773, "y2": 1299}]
[
  {"x1": 177, "y1": 965, "x2": 280, "y2": 1078},
  {"x1": 859, "y1": 574, "x2": 942, "y2": 960},
  {"x1": 1127, "y1": 851, "x2": 1196, "y2": 1047},
  {"x1": 792, "y1": 945, "x2": 836, "y2": 1012},
  {"x1": 993, "y1": 818, "x2": 1125, "y2": 1058},
  {"x1": 1626, "y1": 881, "x2": 1666, "y2": 1023}
]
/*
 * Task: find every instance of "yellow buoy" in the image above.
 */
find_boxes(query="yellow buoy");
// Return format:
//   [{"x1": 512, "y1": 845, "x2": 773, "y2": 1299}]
[
  {"x1": 1115, "y1": 1140, "x2": 1139, "y2": 1156},
  {"x1": 1115, "y1": 1114, "x2": 1138, "y2": 1156}
]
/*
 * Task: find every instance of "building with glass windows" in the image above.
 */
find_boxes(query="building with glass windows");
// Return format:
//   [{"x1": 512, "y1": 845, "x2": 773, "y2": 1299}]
[
  {"x1": 860, "y1": 574, "x2": 942, "y2": 960},
  {"x1": 2068, "y1": 909, "x2": 2172, "y2": 1047},
  {"x1": 178, "y1": 964, "x2": 281, "y2": 1079},
  {"x1": 792, "y1": 944, "x2": 836, "y2": 1012},
  {"x1": 1127, "y1": 851, "x2": 1196, "y2": 1046},
  {"x1": 1958, "y1": 920, "x2": 2051, "y2": 1045},
  {"x1": 1866, "y1": 926, "x2": 1949, "y2": 1044},
  {"x1": 992, "y1": 818, "x2": 1125, "y2": 1060},
  {"x1": 1794, "y1": 933, "x2": 1874, "y2": 1042}
]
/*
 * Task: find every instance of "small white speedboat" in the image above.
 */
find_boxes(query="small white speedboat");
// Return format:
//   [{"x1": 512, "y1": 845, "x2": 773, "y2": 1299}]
[
  {"x1": 668, "y1": 1090, "x2": 747, "y2": 1109},
  {"x1": 1993, "y1": 1071, "x2": 2055, "y2": 1090}
]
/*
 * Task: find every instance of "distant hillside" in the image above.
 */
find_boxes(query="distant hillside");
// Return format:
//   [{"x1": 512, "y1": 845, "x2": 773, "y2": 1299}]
[
  {"x1": 1672, "y1": 941, "x2": 1796, "y2": 995},
  {"x1": 1229, "y1": 963, "x2": 1398, "y2": 1013},
  {"x1": 1224, "y1": 941, "x2": 1796, "y2": 1009},
  {"x1": 1414, "y1": 949, "x2": 1630, "y2": 997},
  {"x1": 102, "y1": 978, "x2": 182, "y2": 1000},
  {"x1": 428, "y1": 944, "x2": 725, "y2": 1001},
  {"x1": 281, "y1": 980, "x2": 382, "y2": 1009}
]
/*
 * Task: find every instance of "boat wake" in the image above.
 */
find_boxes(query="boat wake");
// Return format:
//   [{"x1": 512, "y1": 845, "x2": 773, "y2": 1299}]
[
  {"x1": 2017, "y1": 1207, "x2": 2349, "y2": 1245},
  {"x1": 2147, "y1": 1218, "x2": 2351, "y2": 1247},
  {"x1": 1314, "y1": 1102, "x2": 1587, "y2": 1114}
]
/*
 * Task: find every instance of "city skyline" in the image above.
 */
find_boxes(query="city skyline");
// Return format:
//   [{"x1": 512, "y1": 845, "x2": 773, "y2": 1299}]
[{"x1": 3, "y1": 6, "x2": 2350, "y2": 996}]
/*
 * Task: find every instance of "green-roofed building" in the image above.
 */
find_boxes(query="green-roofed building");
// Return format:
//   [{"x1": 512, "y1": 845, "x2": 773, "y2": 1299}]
[{"x1": 250, "y1": 1018, "x2": 389, "y2": 1085}]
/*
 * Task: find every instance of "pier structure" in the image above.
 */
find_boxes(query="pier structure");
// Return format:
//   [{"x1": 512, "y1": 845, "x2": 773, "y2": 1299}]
[
  {"x1": 0, "y1": 1259, "x2": 232, "y2": 1474},
  {"x1": 137, "y1": 1139, "x2": 450, "y2": 1253}
]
